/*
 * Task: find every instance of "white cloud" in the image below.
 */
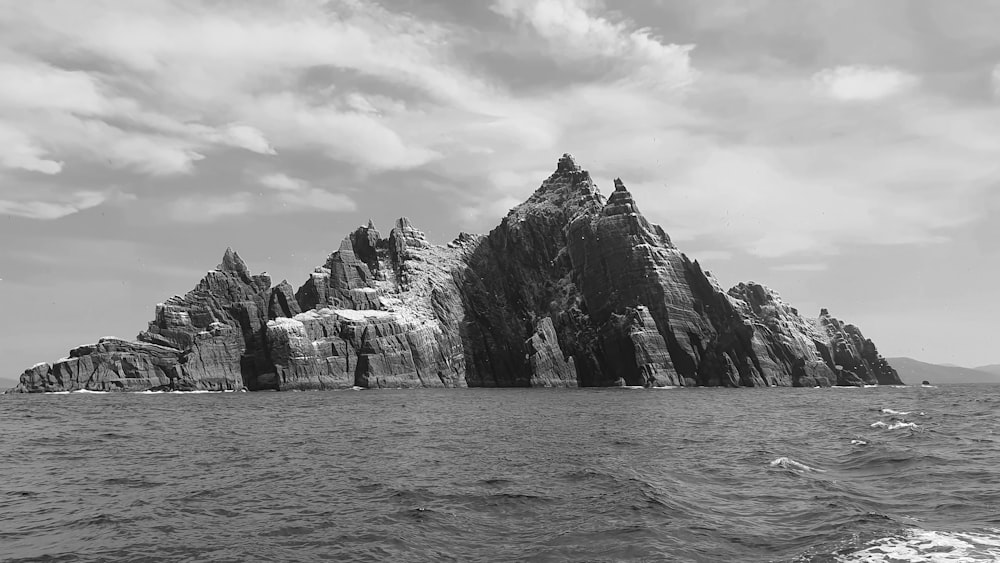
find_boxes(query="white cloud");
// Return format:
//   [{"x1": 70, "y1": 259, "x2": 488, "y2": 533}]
[
  {"x1": 166, "y1": 172, "x2": 356, "y2": 222},
  {"x1": 259, "y1": 173, "x2": 306, "y2": 192},
  {"x1": 0, "y1": 190, "x2": 109, "y2": 220},
  {"x1": 812, "y1": 65, "x2": 918, "y2": 101},
  {"x1": 258, "y1": 172, "x2": 357, "y2": 212},
  {"x1": 0, "y1": 56, "x2": 279, "y2": 176},
  {"x1": 214, "y1": 125, "x2": 276, "y2": 156},
  {"x1": 0, "y1": 60, "x2": 109, "y2": 115},
  {"x1": 628, "y1": 90, "x2": 999, "y2": 258},
  {"x1": 0, "y1": 0, "x2": 478, "y2": 179},
  {"x1": 167, "y1": 193, "x2": 255, "y2": 223},
  {"x1": 247, "y1": 94, "x2": 439, "y2": 171},
  {"x1": 491, "y1": 0, "x2": 694, "y2": 89},
  {"x1": 771, "y1": 263, "x2": 829, "y2": 272},
  {"x1": 0, "y1": 123, "x2": 62, "y2": 174},
  {"x1": 0, "y1": 0, "x2": 996, "y2": 262}
]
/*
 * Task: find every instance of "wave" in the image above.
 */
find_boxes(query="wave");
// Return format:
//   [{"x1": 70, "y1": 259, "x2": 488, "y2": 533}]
[
  {"x1": 837, "y1": 528, "x2": 1000, "y2": 562},
  {"x1": 769, "y1": 456, "x2": 826, "y2": 473},
  {"x1": 881, "y1": 408, "x2": 910, "y2": 415},
  {"x1": 850, "y1": 439, "x2": 868, "y2": 446},
  {"x1": 870, "y1": 421, "x2": 919, "y2": 431}
]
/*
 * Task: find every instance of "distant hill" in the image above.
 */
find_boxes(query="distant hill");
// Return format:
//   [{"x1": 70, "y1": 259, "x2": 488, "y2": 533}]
[
  {"x1": 0, "y1": 377, "x2": 19, "y2": 391},
  {"x1": 888, "y1": 357, "x2": 1000, "y2": 385},
  {"x1": 974, "y1": 365, "x2": 1000, "y2": 376}
]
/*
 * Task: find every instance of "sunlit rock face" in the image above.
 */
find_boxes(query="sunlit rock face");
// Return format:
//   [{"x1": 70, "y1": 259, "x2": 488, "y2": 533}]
[{"x1": 10, "y1": 155, "x2": 900, "y2": 392}]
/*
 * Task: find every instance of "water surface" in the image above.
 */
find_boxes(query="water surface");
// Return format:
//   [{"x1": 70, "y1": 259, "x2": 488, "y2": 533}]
[{"x1": 2, "y1": 385, "x2": 998, "y2": 562}]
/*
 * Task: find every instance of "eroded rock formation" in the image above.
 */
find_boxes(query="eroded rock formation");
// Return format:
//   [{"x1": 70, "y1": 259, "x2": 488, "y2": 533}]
[{"x1": 10, "y1": 155, "x2": 901, "y2": 392}]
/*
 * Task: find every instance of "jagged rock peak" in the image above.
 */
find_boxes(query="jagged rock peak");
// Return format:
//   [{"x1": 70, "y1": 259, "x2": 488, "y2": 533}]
[
  {"x1": 506, "y1": 153, "x2": 603, "y2": 225},
  {"x1": 366, "y1": 218, "x2": 376, "y2": 230},
  {"x1": 391, "y1": 216, "x2": 430, "y2": 249},
  {"x1": 602, "y1": 178, "x2": 641, "y2": 216},
  {"x1": 556, "y1": 152, "x2": 581, "y2": 173},
  {"x1": 217, "y1": 247, "x2": 250, "y2": 277}
]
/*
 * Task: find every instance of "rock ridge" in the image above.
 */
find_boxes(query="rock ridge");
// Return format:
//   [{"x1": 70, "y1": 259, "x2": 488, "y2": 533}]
[{"x1": 10, "y1": 155, "x2": 901, "y2": 392}]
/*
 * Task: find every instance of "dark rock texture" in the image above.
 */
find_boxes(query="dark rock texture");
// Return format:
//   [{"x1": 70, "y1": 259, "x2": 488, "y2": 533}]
[{"x1": 10, "y1": 155, "x2": 901, "y2": 392}]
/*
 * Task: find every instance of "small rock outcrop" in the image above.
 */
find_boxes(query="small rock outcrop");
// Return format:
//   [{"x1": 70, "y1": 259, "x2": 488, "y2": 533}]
[{"x1": 10, "y1": 154, "x2": 901, "y2": 392}]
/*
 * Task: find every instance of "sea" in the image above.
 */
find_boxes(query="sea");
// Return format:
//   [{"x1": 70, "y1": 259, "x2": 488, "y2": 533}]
[{"x1": 1, "y1": 384, "x2": 998, "y2": 562}]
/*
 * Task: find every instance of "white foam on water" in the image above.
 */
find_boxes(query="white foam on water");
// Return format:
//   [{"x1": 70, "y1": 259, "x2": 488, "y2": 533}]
[
  {"x1": 769, "y1": 456, "x2": 825, "y2": 473},
  {"x1": 350, "y1": 386, "x2": 365, "y2": 391},
  {"x1": 650, "y1": 386, "x2": 679, "y2": 390},
  {"x1": 851, "y1": 439, "x2": 868, "y2": 446},
  {"x1": 135, "y1": 390, "x2": 233, "y2": 395},
  {"x1": 921, "y1": 384, "x2": 937, "y2": 388},
  {"x1": 72, "y1": 389, "x2": 108, "y2": 394},
  {"x1": 863, "y1": 385, "x2": 879, "y2": 388},
  {"x1": 838, "y1": 529, "x2": 1000, "y2": 562},
  {"x1": 870, "y1": 420, "x2": 919, "y2": 431},
  {"x1": 881, "y1": 408, "x2": 910, "y2": 415}
]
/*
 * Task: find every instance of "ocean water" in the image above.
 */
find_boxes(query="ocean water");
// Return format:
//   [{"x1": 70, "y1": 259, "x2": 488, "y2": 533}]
[{"x1": 1, "y1": 385, "x2": 998, "y2": 562}]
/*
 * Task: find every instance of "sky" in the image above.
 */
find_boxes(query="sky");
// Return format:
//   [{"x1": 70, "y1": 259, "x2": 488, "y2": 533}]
[{"x1": 1, "y1": 0, "x2": 998, "y2": 379}]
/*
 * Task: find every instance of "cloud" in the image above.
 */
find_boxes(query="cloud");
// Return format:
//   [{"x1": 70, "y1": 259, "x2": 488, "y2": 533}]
[
  {"x1": 0, "y1": 55, "x2": 279, "y2": 176},
  {"x1": 0, "y1": 59, "x2": 109, "y2": 115},
  {"x1": 259, "y1": 173, "x2": 306, "y2": 192},
  {"x1": 167, "y1": 193, "x2": 256, "y2": 223},
  {"x1": 247, "y1": 94, "x2": 439, "y2": 171},
  {"x1": 1, "y1": 0, "x2": 997, "y2": 260},
  {"x1": 491, "y1": 0, "x2": 694, "y2": 89},
  {"x1": 166, "y1": 172, "x2": 356, "y2": 222},
  {"x1": 689, "y1": 250, "x2": 733, "y2": 262},
  {"x1": 632, "y1": 95, "x2": 998, "y2": 258},
  {"x1": 0, "y1": 190, "x2": 109, "y2": 220},
  {"x1": 771, "y1": 263, "x2": 829, "y2": 272},
  {"x1": 0, "y1": 122, "x2": 62, "y2": 174},
  {"x1": 258, "y1": 172, "x2": 357, "y2": 213},
  {"x1": 812, "y1": 65, "x2": 918, "y2": 101}
]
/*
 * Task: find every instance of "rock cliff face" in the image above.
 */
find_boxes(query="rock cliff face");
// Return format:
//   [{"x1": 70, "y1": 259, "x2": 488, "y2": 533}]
[{"x1": 10, "y1": 155, "x2": 901, "y2": 392}]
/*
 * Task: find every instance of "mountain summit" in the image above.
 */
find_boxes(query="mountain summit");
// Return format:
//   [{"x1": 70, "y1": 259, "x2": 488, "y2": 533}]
[{"x1": 11, "y1": 156, "x2": 901, "y2": 392}]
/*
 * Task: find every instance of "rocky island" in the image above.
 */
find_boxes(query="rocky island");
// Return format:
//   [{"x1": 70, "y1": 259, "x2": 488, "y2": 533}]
[{"x1": 9, "y1": 155, "x2": 901, "y2": 392}]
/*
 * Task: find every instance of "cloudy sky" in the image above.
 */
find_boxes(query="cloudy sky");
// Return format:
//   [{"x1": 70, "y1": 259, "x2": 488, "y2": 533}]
[{"x1": 1, "y1": 0, "x2": 998, "y2": 378}]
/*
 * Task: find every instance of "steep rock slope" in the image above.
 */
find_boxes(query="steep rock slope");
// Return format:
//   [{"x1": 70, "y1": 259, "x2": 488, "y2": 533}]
[
  {"x1": 11, "y1": 155, "x2": 901, "y2": 392},
  {"x1": 16, "y1": 249, "x2": 270, "y2": 392}
]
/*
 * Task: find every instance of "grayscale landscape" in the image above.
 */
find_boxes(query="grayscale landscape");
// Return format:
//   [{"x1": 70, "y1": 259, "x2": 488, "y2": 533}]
[{"x1": 1, "y1": 1, "x2": 998, "y2": 562}]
